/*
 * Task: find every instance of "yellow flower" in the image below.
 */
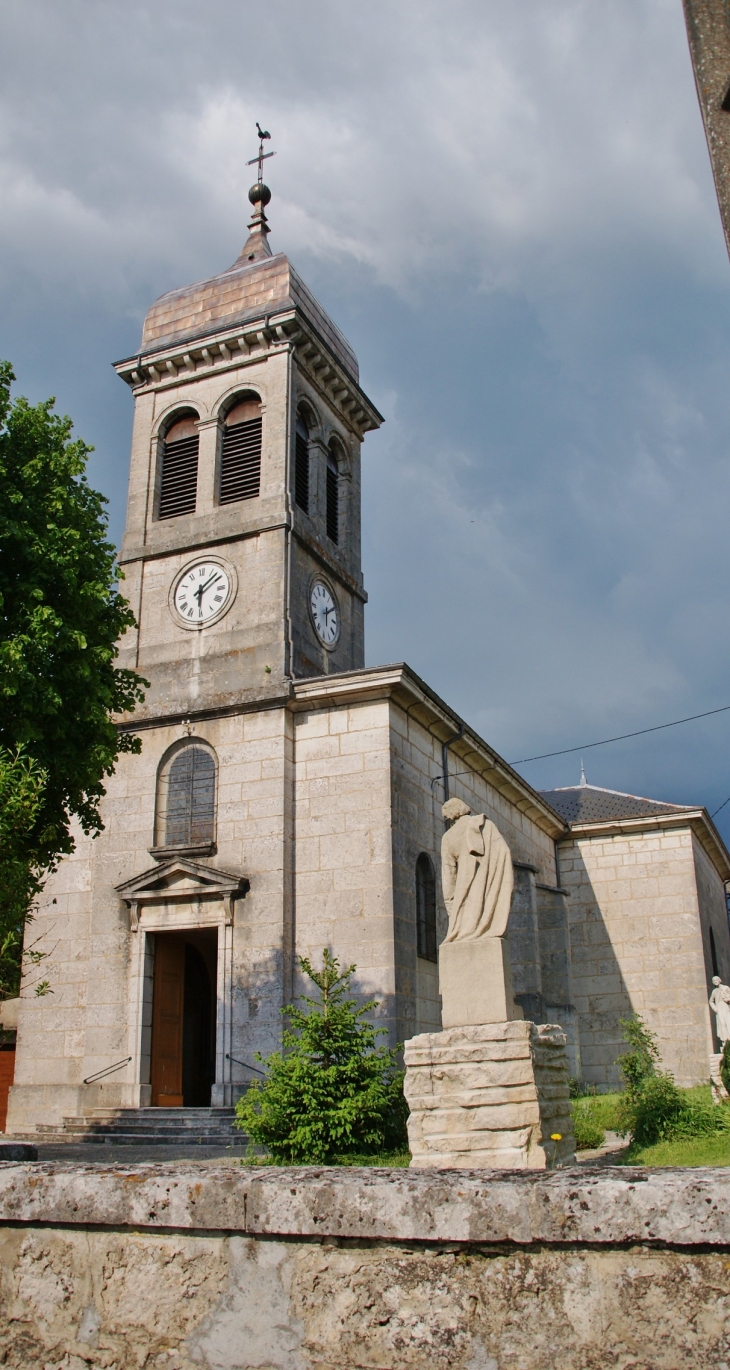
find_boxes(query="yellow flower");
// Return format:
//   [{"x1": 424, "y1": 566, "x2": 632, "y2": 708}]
[{"x1": 550, "y1": 1133, "x2": 562, "y2": 1141}]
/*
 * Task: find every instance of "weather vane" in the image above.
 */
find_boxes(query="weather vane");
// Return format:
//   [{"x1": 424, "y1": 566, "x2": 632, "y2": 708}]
[{"x1": 247, "y1": 122, "x2": 276, "y2": 184}]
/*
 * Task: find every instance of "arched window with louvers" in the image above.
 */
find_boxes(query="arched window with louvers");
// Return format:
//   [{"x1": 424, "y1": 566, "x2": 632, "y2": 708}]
[
  {"x1": 294, "y1": 411, "x2": 310, "y2": 514},
  {"x1": 416, "y1": 853, "x2": 437, "y2": 962},
  {"x1": 326, "y1": 442, "x2": 340, "y2": 545},
  {"x1": 155, "y1": 741, "x2": 217, "y2": 853},
  {"x1": 158, "y1": 411, "x2": 199, "y2": 519},
  {"x1": 219, "y1": 394, "x2": 262, "y2": 504}
]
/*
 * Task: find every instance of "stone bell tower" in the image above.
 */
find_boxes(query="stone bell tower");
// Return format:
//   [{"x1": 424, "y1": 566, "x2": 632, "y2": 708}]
[
  {"x1": 114, "y1": 149, "x2": 382, "y2": 724},
  {"x1": 5, "y1": 146, "x2": 388, "y2": 1133}
]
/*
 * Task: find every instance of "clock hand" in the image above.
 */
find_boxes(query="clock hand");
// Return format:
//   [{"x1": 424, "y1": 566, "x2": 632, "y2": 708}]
[
  {"x1": 198, "y1": 572, "x2": 221, "y2": 597},
  {"x1": 193, "y1": 573, "x2": 221, "y2": 614}
]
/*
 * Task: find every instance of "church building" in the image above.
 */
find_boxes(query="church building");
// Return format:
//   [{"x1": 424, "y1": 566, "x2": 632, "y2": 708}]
[{"x1": 5, "y1": 162, "x2": 730, "y2": 1134}]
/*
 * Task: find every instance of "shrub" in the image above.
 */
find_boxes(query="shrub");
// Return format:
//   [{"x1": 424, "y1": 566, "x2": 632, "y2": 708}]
[
  {"x1": 569, "y1": 1078, "x2": 597, "y2": 1100},
  {"x1": 613, "y1": 1018, "x2": 730, "y2": 1147},
  {"x1": 617, "y1": 1014, "x2": 660, "y2": 1094},
  {"x1": 235, "y1": 950, "x2": 409, "y2": 1164},
  {"x1": 616, "y1": 1073, "x2": 684, "y2": 1147}
]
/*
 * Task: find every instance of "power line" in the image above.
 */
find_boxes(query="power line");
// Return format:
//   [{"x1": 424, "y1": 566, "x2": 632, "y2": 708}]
[
  {"x1": 511, "y1": 703, "x2": 730, "y2": 766},
  {"x1": 712, "y1": 794, "x2": 730, "y2": 820}
]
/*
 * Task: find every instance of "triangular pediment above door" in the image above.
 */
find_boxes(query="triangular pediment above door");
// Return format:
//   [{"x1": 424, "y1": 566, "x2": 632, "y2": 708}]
[{"x1": 116, "y1": 858, "x2": 249, "y2": 930}]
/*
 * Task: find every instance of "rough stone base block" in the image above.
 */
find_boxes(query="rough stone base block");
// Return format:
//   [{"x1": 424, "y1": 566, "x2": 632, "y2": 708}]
[{"x1": 404, "y1": 1020, "x2": 576, "y2": 1169}]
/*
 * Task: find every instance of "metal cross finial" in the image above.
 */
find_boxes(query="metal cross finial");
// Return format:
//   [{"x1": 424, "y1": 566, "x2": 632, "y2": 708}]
[{"x1": 247, "y1": 122, "x2": 276, "y2": 184}]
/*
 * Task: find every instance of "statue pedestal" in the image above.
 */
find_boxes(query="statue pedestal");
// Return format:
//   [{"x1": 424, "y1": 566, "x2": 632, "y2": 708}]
[
  {"x1": 404, "y1": 1021, "x2": 576, "y2": 1170},
  {"x1": 439, "y1": 937, "x2": 522, "y2": 1028},
  {"x1": 710, "y1": 1053, "x2": 729, "y2": 1105}
]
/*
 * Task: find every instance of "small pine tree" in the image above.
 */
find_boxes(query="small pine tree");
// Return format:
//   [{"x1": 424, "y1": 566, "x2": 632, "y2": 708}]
[{"x1": 235, "y1": 950, "x2": 409, "y2": 1163}]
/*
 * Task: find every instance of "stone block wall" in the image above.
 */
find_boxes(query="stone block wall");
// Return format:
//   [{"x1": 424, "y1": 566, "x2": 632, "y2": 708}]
[
  {"x1": 693, "y1": 833, "x2": 730, "y2": 1052},
  {"x1": 1, "y1": 1162, "x2": 730, "y2": 1369},
  {"x1": 560, "y1": 824, "x2": 716, "y2": 1088},
  {"x1": 292, "y1": 699, "x2": 397, "y2": 1036}
]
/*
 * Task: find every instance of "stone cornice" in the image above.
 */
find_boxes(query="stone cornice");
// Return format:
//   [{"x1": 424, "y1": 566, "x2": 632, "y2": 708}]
[
  {"x1": 113, "y1": 308, "x2": 383, "y2": 440},
  {"x1": 291, "y1": 663, "x2": 567, "y2": 839},
  {"x1": 565, "y1": 808, "x2": 730, "y2": 882},
  {"x1": 118, "y1": 520, "x2": 367, "y2": 602}
]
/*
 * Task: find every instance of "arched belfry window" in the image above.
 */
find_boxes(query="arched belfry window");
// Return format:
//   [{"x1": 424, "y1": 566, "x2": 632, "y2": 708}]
[
  {"x1": 295, "y1": 412, "x2": 310, "y2": 513},
  {"x1": 219, "y1": 395, "x2": 262, "y2": 504},
  {"x1": 156, "y1": 742, "x2": 217, "y2": 851},
  {"x1": 416, "y1": 853, "x2": 437, "y2": 962},
  {"x1": 326, "y1": 445, "x2": 339, "y2": 544},
  {"x1": 158, "y1": 412, "x2": 199, "y2": 519}
]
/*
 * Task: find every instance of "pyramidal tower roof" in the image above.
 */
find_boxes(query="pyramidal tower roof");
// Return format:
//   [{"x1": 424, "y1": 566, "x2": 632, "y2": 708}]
[
  {"x1": 139, "y1": 173, "x2": 359, "y2": 381},
  {"x1": 114, "y1": 135, "x2": 381, "y2": 424}
]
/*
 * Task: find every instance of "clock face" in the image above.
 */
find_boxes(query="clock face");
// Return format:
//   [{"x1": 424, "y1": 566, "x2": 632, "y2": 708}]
[
  {"x1": 310, "y1": 580, "x2": 339, "y2": 646},
  {"x1": 173, "y1": 562, "x2": 232, "y2": 626}
]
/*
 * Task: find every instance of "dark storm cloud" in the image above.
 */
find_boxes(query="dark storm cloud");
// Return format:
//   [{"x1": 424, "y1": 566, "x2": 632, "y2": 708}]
[{"x1": 3, "y1": 0, "x2": 730, "y2": 833}]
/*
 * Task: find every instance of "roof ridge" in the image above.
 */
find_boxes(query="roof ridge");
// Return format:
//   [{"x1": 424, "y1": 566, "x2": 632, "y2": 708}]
[{"x1": 540, "y1": 782, "x2": 691, "y2": 810}]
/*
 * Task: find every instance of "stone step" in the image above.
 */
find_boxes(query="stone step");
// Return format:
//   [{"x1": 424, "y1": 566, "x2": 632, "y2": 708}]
[
  {"x1": 59, "y1": 1117, "x2": 237, "y2": 1130},
  {"x1": 60, "y1": 1108, "x2": 236, "y2": 1122},
  {"x1": 46, "y1": 1131, "x2": 250, "y2": 1146},
  {"x1": 34, "y1": 1106, "x2": 246, "y2": 1147}
]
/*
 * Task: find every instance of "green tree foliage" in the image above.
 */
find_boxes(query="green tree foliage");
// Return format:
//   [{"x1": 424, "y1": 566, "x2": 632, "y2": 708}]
[
  {"x1": 235, "y1": 950, "x2": 409, "y2": 1163},
  {"x1": 0, "y1": 745, "x2": 47, "y2": 998},
  {"x1": 0, "y1": 361, "x2": 147, "y2": 986}
]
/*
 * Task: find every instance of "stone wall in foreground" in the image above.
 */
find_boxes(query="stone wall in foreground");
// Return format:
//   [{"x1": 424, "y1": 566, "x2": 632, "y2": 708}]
[{"x1": 1, "y1": 1162, "x2": 730, "y2": 1368}]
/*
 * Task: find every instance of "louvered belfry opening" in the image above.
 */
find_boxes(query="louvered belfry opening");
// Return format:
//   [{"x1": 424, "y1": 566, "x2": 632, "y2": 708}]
[
  {"x1": 158, "y1": 414, "x2": 199, "y2": 519},
  {"x1": 295, "y1": 412, "x2": 310, "y2": 513},
  {"x1": 162, "y1": 744, "x2": 216, "y2": 849},
  {"x1": 219, "y1": 396, "x2": 262, "y2": 504},
  {"x1": 326, "y1": 447, "x2": 339, "y2": 544},
  {"x1": 416, "y1": 852, "x2": 437, "y2": 962}
]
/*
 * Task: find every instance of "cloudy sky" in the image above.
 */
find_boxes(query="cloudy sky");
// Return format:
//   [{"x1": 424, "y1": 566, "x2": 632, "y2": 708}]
[{"x1": 3, "y1": 0, "x2": 730, "y2": 835}]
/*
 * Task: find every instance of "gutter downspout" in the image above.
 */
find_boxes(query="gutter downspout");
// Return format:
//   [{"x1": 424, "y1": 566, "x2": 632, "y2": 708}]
[{"x1": 441, "y1": 724, "x2": 464, "y2": 804}]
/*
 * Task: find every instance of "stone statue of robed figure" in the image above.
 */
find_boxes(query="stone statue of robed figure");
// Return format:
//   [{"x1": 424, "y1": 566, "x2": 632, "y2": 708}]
[
  {"x1": 402, "y1": 795, "x2": 575, "y2": 1169},
  {"x1": 438, "y1": 797, "x2": 522, "y2": 1027},
  {"x1": 441, "y1": 796, "x2": 514, "y2": 941}
]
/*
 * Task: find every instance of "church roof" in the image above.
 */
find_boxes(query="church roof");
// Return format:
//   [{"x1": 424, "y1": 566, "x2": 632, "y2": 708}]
[{"x1": 539, "y1": 782, "x2": 694, "y2": 825}]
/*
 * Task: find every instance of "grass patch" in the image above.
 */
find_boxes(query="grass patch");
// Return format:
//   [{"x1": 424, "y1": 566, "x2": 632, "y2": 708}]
[
  {"x1": 572, "y1": 1086, "x2": 720, "y2": 1151},
  {"x1": 620, "y1": 1131, "x2": 730, "y2": 1167},
  {"x1": 572, "y1": 1092, "x2": 622, "y2": 1148}
]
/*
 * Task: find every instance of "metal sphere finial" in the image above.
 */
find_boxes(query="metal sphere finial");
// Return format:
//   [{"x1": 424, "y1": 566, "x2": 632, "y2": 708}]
[{"x1": 249, "y1": 182, "x2": 272, "y2": 207}]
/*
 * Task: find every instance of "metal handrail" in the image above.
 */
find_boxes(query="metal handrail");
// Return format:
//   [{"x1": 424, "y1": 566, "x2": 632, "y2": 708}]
[
  {"x1": 83, "y1": 1056, "x2": 132, "y2": 1085},
  {"x1": 225, "y1": 1052, "x2": 265, "y2": 1077}
]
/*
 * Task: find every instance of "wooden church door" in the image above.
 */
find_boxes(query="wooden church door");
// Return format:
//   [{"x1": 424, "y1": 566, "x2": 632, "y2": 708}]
[{"x1": 150, "y1": 935, "x2": 185, "y2": 1106}]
